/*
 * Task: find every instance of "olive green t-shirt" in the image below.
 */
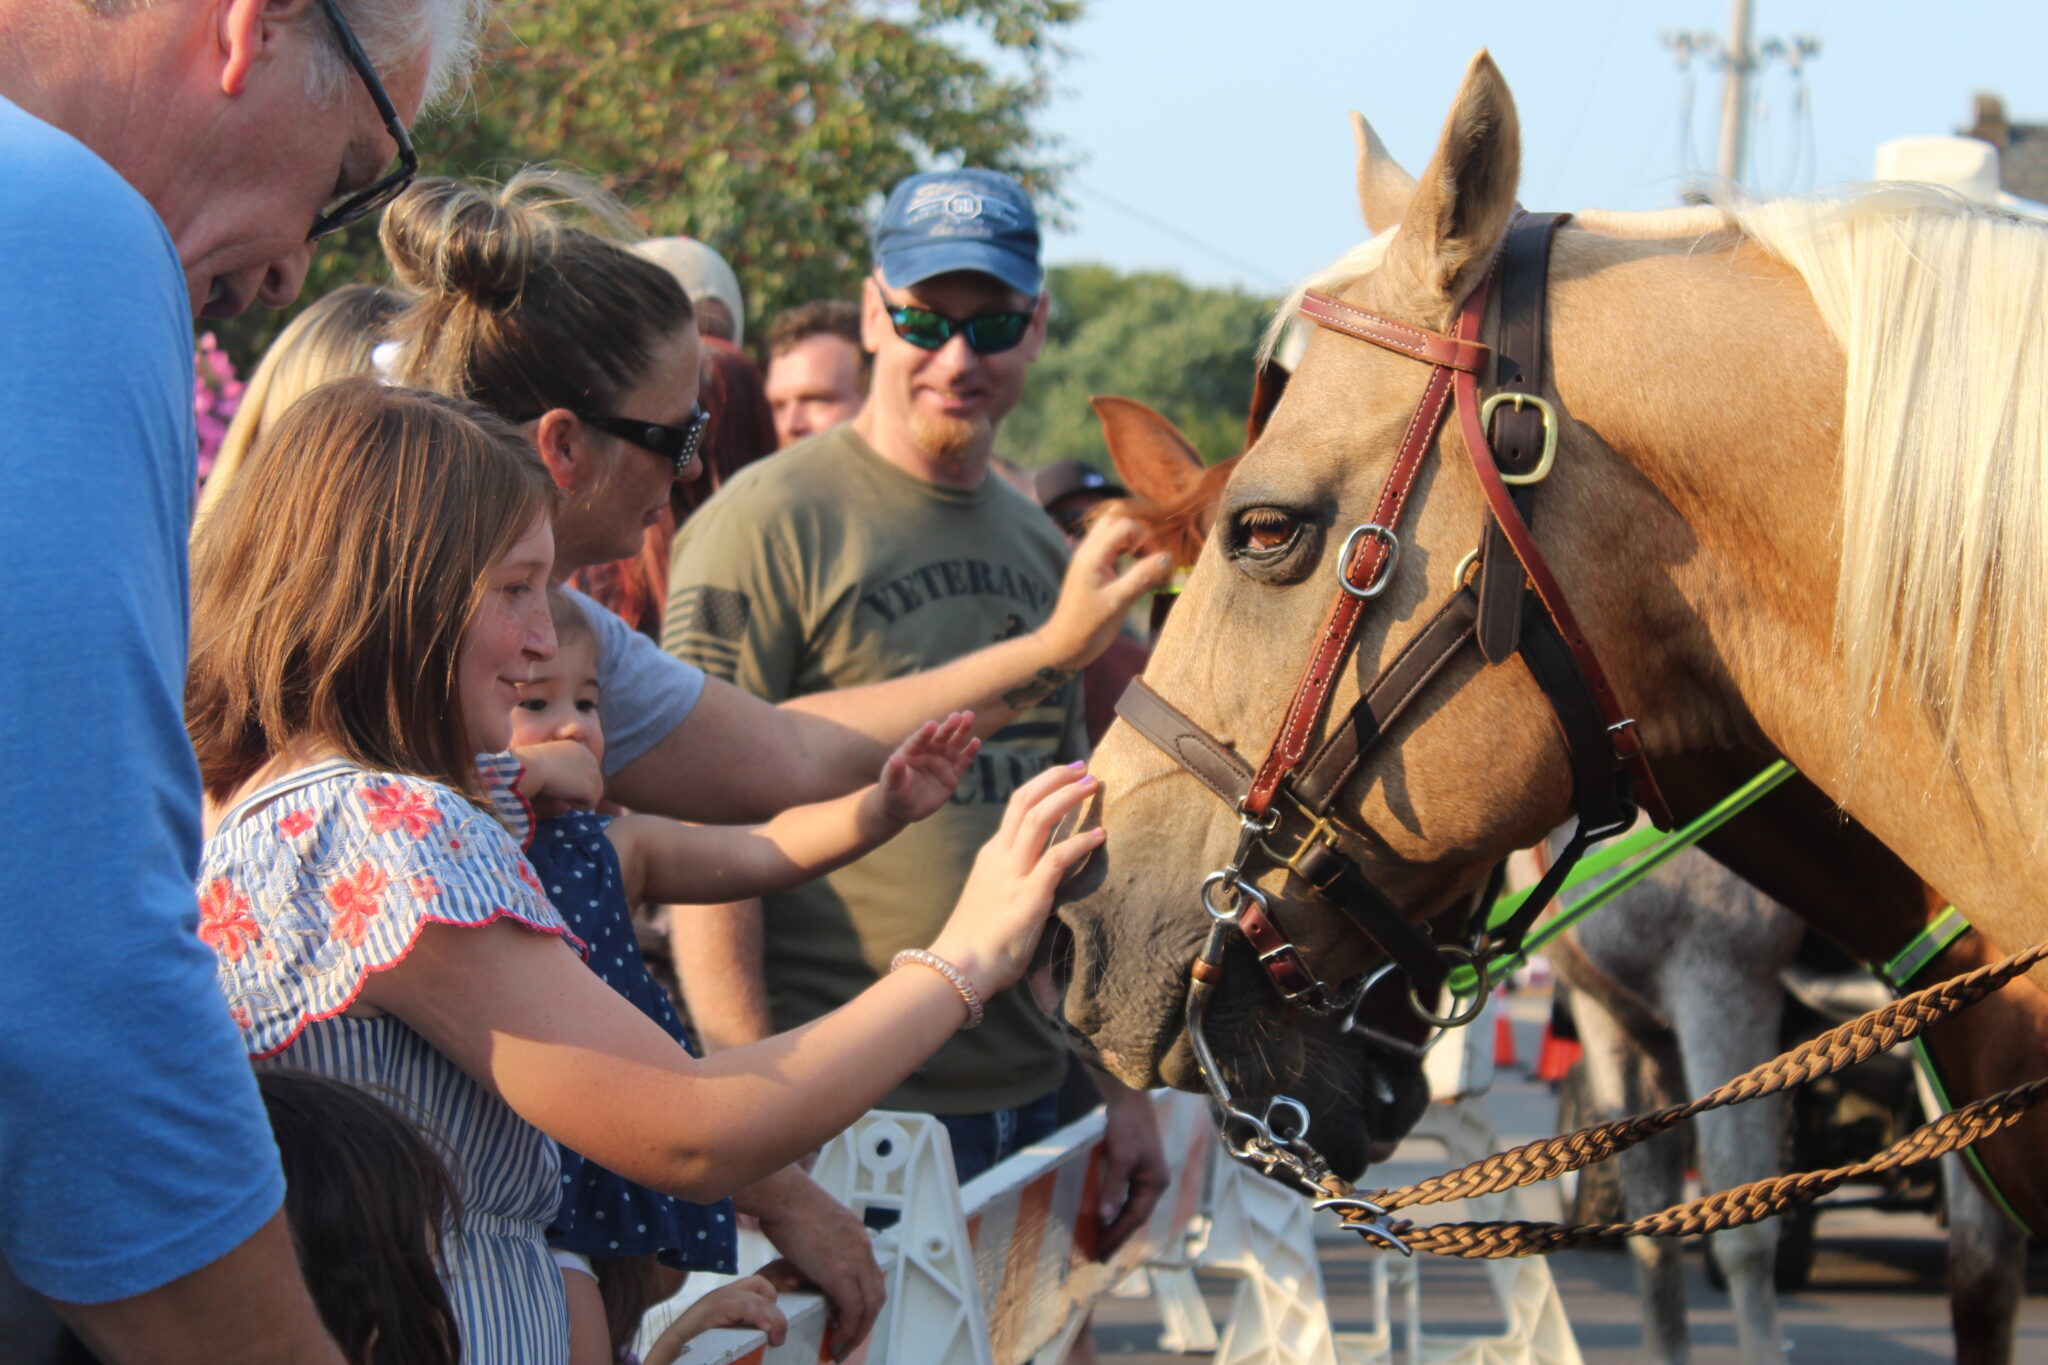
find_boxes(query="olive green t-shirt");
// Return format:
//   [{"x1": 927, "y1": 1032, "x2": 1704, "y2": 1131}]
[{"x1": 663, "y1": 424, "x2": 1084, "y2": 1114}]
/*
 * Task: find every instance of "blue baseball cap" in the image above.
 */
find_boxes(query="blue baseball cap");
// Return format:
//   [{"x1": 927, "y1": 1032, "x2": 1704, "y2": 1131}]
[{"x1": 873, "y1": 169, "x2": 1042, "y2": 297}]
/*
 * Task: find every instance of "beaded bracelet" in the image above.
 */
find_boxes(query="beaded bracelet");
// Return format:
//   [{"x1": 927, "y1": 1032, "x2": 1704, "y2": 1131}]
[{"x1": 890, "y1": 948, "x2": 985, "y2": 1030}]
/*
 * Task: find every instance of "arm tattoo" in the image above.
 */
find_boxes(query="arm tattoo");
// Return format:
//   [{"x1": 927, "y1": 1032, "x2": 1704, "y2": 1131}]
[{"x1": 1002, "y1": 666, "x2": 1074, "y2": 712}]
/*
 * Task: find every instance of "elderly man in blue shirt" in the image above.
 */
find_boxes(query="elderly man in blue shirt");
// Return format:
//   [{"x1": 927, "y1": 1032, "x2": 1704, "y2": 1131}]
[{"x1": 0, "y1": 2, "x2": 482, "y2": 1360}]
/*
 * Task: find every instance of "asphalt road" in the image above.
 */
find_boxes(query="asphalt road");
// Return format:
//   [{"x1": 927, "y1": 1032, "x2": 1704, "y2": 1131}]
[{"x1": 1086, "y1": 989, "x2": 2048, "y2": 1362}]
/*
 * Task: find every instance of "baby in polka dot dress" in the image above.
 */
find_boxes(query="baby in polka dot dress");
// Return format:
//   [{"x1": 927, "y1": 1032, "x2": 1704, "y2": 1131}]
[{"x1": 504, "y1": 590, "x2": 978, "y2": 1363}]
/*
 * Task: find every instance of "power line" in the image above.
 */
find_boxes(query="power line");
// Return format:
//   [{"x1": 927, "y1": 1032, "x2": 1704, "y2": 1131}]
[
  {"x1": 1663, "y1": 2, "x2": 1820, "y2": 191},
  {"x1": 1068, "y1": 177, "x2": 1291, "y2": 289}
]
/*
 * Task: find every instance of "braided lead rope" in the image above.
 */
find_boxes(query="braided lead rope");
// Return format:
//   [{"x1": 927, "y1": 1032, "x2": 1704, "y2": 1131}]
[
  {"x1": 1351, "y1": 1073, "x2": 2048, "y2": 1259},
  {"x1": 1344, "y1": 939, "x2": 2048, "y2": 1214}
]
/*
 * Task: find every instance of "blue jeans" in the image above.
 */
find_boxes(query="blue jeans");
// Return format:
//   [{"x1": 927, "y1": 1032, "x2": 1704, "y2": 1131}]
[
  {"x1": 861, "y1": 1092, "x2": 1061, "y2": 1231},
  {"x1": 939, "y1": 1091, "x2": 1062, "y2": 1184}
]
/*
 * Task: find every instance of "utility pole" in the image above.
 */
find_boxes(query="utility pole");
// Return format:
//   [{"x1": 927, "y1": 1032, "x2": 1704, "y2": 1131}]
[
  {"x1": 1716, "y1": 0, "x2": 1755, "y2": 183},
  {"x1": 1664, "y1": 5, "x2": 1818, "y2": 189}
]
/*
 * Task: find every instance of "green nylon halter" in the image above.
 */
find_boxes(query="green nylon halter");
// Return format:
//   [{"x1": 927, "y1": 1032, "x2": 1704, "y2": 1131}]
[{"x1": 1432, "y1": 762, "x2": 2034, "y2": 1236}]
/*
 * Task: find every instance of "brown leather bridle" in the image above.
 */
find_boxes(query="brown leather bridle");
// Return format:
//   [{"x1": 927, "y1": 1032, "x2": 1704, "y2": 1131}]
[{"x1": 1111, "y1": 214, "x2": 1673, "y2": 1233}]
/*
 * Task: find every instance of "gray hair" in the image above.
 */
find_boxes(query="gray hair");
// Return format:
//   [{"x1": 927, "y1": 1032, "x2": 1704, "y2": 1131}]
[
  {"x1": 303, "y1": 0, "x2": 492, "y2": 110},
  {"x1": 84, "y1": 0, "x2": 489, "y2": 110}
]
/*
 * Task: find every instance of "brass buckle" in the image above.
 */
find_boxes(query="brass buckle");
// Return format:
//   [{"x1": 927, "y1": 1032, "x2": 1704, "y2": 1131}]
[
  {"x1": 1256, "y1": 789, "x2": 1344, "y2": 873},
  {"x1": 1478, "y1": 392, "x2": 1558, "y2": 486}
]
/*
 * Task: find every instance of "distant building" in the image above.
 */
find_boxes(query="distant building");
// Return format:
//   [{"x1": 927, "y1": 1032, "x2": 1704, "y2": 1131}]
[{"x1": 1963, "y1": 94, "x2": 2048, "y2": 204}]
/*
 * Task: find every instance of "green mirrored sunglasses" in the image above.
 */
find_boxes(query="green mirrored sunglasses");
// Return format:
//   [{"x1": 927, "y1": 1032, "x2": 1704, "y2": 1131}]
[{"x1": 885, "y1": 303, "x2": 1033, "y2": 355}]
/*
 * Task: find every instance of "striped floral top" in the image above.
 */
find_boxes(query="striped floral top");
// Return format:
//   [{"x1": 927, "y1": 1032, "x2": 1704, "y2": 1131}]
[{"x1": 200, "y1": 757, "x2": 585, "y2": 1365}]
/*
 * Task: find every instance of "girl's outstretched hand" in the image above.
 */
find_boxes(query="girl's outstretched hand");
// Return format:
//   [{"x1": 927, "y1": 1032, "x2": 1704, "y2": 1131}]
[
  {"x1": 929, "y1": 762, "x2": 1104, "y2": 1000},
  {"x1": 878, "y1": 712, "x2": 980, "y2": 824}
]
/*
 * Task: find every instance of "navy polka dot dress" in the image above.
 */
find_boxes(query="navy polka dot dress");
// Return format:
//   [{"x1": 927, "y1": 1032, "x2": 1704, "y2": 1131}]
[{"x1": 528, "y1": 810, "x2": 737, "y2": 1272}]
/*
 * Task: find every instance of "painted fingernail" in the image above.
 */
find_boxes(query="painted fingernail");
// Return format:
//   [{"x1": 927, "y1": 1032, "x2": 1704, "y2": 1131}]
[{"x1": 1068, "y1": 760, "x2": 1087, "y2": 771}]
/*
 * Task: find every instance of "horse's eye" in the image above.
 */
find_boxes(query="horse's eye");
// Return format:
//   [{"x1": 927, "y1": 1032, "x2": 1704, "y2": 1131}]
[
  {"x1": 1239, "y1": 508, "x2": 1296, "y2": 553},
  {"x1": 1225, "y1": 506, "x2": 1317, "y2": 583}
]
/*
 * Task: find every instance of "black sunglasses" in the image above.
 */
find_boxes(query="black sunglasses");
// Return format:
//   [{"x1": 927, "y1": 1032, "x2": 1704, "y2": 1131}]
[
  {"x1": 883, "y1": 298, "x2": 1034, "y2": 355},
  {"x1": 583, "y1": 405, "x2": 711, "y2": 480},
  {"x1": 306, "y1": 0, "x2": 420, "y2": 242}
]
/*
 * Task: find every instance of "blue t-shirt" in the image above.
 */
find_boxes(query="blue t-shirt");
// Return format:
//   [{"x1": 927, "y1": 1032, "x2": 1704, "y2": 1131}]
[{"x1": 0, "y1": 97, "x2": 284, "y2": 1303}]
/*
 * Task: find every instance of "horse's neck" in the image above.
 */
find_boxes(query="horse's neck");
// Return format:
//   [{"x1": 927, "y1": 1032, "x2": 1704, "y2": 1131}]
[{"x1": 1552, "y1": 227, "x2": 2048, "y2": 947}]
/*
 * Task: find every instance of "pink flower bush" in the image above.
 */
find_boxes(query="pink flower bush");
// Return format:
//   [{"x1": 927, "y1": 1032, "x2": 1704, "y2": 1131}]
[{"x1": 193, "y1": 332, "x2": 244, "y2": 484}]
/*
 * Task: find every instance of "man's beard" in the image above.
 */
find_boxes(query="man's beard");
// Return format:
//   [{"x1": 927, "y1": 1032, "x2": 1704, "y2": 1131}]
[{"x1": 907, "y1": 406, "x2": 989, "y2": 465}]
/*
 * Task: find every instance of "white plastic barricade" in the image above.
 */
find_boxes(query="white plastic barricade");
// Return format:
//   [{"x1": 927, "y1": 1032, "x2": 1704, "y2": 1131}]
[
  {"x1": 641, "y1": 1003, "x2": 1583, "y2": 1365},
  {"x1": 641, "y1": 1091, "x2": 1219, "y2": 1365}
]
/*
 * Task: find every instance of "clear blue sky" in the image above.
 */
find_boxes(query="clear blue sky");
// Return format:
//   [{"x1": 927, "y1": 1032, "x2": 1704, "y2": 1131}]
[{"x1": 1035, "y1": 1, "x2": 2046, "y2": 292}]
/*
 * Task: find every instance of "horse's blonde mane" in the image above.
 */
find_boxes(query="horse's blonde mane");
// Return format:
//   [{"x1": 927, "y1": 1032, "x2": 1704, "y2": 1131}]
[
  {"x1": 1268, "y1": 186, "x2": 2048, "y2": 773},
  {"x1": 1730, "y1": 185, "x2": 2048, "y2": 771}
]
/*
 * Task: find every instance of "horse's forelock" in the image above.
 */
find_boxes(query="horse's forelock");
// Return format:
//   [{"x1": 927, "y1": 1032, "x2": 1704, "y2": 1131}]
[{"x1": 1099, "y1": 456, "x2": 1239, "y2": 568}]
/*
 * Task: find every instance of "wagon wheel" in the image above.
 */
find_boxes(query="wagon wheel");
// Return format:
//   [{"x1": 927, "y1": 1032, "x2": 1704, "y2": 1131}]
[{"x1": 1556, "y1": 1061, "x2": 1627, "y2": 1227}]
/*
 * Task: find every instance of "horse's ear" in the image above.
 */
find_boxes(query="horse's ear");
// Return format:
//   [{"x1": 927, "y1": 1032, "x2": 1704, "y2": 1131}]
[
  {"x1": 1091, "y1": 396, "x2": 1206, "y2": 503},
  {"x1": 1351, "y1": 112, "x2": 1416, "y2": 235},
  {"x1": 1386, "y1": 50, "x2": 1521, "y2": 307},
  {"x1": 1246, "y1": 361, "x2": 1291, "y2": 447}
]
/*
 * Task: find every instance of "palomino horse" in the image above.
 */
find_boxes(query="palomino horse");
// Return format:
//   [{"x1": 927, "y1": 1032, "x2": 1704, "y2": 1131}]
[
  {"x1": 1086, "y1": 378, "x2": 2048, "y2": 1224},
  {"x1": 1092, "y1": 390, "x2": 2046, "y2": 1354},
  {"x1": 1091, "y1": 390, "x2": 2043, "y2": 1351},
  {"x1": 1050, "y1": 46, "x2": 2048, "y2": 1207}
]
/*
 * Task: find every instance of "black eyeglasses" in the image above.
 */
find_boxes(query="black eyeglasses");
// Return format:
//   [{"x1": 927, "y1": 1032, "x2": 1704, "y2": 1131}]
[
  {"x1": 882, "y1": 297, "x2": 1034, "y2": 355},
  {"x1": 583, "y1": 406, "x2": 711, "y2": 480},
  {"x1": 306, "y1": 0, "x2": 420, "y2": 242}
]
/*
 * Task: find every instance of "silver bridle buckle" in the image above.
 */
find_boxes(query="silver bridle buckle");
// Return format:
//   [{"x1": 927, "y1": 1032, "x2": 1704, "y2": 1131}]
[{"x1": 1337, "y1": 522, "x2": 1401, "y2": 599}]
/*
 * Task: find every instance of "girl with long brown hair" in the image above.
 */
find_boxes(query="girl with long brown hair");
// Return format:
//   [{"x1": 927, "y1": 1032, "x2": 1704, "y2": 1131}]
[{"x1": 188, "y1": 378, "x2": 1100, "y2": 1364}]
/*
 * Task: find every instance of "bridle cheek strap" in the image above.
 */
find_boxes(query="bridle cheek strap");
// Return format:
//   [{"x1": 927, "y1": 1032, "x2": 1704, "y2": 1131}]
[
  {"x1": 1450, "y1": 282, "x2": 1673, "y2": 828},
  {"x1": 1242, "y1": 301, "x2": 1476, "y2": 818}
]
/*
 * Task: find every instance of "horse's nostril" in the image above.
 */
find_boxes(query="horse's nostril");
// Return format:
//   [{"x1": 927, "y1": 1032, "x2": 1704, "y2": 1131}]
[{"x1": 1034, "y1": 913, "x2": 1075, "y2": 990}]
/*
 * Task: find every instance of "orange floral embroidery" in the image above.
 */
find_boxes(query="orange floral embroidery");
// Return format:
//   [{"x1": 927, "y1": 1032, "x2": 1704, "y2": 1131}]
[
  {"x1": 362, "y1": 783, "x2": 443, "y2": 840},
  {"x1": 326, "y1": 863, "x2": 390, "y2": 946},
  {"x1": 277, "y1": 809, "x2": 315, "y2": 838},
  {"x1": 409, "y1": 875, "x2": 441, "y2": 900},
  {"x1": 197, "y1": 877, "x2": 261, "y2": 964}
]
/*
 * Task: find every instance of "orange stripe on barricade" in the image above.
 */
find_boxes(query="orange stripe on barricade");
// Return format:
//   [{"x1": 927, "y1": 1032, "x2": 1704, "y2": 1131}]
[
  {"x1": 1070, "y1": 1144, "x2": 1105, "y2": 1266},
  {"x1": 985, "y1": 1169, "x2": 1058, "y2": 1362}
]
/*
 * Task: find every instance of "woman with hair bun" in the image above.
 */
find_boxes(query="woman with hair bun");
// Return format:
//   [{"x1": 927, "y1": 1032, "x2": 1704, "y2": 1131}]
[{"x1": 377, "y1": 173, "x2": 1164, "y2": 825}]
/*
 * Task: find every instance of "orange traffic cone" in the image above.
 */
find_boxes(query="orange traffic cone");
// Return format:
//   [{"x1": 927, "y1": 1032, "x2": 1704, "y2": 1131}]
[
  {"x1": 1534, "y1": 1023, "x2": 1581, "y2": 1083},
  {"x1": 1493, "y1": 990, "x2": 1519, "y2": 1069}
]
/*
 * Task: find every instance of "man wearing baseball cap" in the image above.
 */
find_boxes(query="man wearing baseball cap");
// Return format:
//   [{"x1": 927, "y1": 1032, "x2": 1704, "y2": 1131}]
[{"x1": 665, "y1": 169, "x2": 1169, "y2": 1264}]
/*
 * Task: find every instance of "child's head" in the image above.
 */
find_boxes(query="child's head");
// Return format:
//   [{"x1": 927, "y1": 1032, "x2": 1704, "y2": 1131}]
[
  {"x1": 189, "y1": 377, "x2": 559, "y2": 802},
  {"x1": 258, "y1": 1069, "x2": 462, "y2": 1365},
  {"x1": 509, "y1": 588, "x2": 607, "y2": 766}
]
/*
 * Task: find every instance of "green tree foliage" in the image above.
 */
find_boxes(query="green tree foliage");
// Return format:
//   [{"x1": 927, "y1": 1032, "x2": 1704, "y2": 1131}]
[
  {"x1": 1000, "y1": 264, "x2": 1273, "y2": 473},
  {"x1": 211, "y1": 0, "x2": 1079, "y2": 366}
]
